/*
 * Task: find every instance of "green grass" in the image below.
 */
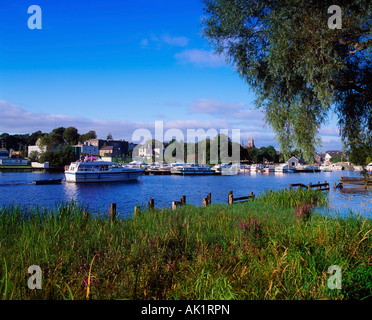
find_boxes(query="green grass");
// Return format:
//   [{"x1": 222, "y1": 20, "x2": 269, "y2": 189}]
[{"x1": 0, "y1": 190, "x2": 371, "y2": 300}]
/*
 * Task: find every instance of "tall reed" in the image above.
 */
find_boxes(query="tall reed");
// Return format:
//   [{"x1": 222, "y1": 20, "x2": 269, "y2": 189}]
[{"x1": 0, "y1": 190, "x2": 371, "y2": 300}]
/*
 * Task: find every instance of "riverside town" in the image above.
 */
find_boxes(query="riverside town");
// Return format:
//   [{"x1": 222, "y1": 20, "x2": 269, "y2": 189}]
[{"x1": 0, "y1": 0, "x2": 371, "y2": 309}]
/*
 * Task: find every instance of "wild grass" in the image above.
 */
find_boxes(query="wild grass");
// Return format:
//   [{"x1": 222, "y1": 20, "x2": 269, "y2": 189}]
[{"x1": 0, "y1": 190, "x2": 371, "y2": 300}]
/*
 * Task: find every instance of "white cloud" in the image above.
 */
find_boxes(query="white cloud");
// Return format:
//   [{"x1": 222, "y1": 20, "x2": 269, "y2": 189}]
[
  {"x1": 0, "y1": 100, "x2": 232, "y2": 143},
  {"x1": 160, "y1": 34, "x2": 189, "y2": 47},
  {"x1": 141, "y1": 34, "x2": 189, "y2": 48},
  {"x1": 319, "y1": 126, "x2": 340, "y2": 137},
  {"x1": 175, "y1": 49, "x2": 226, "y2": 67},
  {"x1": 140, "y1": 38, "x2": 149, "y2": 48},
  {"x1": 0, "y1": 99, "x2": 341, "y2": 150},
  {"x1": 187, "y1": 99, "x2": 245, "y2": 114}
]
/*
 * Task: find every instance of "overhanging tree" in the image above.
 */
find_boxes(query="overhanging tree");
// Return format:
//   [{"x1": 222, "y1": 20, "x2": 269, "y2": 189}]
[{"x1": 201, "y1": 0, "x2": 372, "y2": 163}]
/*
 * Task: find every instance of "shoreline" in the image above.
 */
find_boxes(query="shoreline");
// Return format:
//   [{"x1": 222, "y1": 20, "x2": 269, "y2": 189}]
[{"x1": 1, "y1": 190, "x2": 371, "y2": 300}]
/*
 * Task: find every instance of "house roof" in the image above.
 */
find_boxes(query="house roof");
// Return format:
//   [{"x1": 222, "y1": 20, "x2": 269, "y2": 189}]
[
  {"x1": 326, "y1": 150, "x2": 343, "y2": 157},
  {"x1": 100, "y1": 146, "x2": 114, "y2": 151}
]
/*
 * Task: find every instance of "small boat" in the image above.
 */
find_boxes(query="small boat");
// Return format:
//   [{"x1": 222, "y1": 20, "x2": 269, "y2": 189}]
[
  {"x1": 250, "y1": 164, "x2": 264, "y2": 172},
  {"x1": 275, "y1": 164, "x2": 296, "y2": 173},
  {"x1": 366, "y1": 163, "x2": 372, "y2": 172},
  {"x1": 170, "y1": 163, "x2": 214, "y2": 175},
  {"x1": 211, "y1": 163, "x2": 230, "y2": 174},
  {"x1": 220, "y1": 164, "x2": 240, "y2": 175},
  {"x1": 296, "y1": 165, "x2": 320, "y2": 172},
  {"x1": 263, "y1": 165, "x2": 275, "y2": 173},
  {"x1": 33, "y1": 178, "x2": 62, "y2": 185},
  {"x1": 239, "y1": 164, "x2": 250, "y2": 172},
  {"x1": 329, "y1": 163, "x2": 343, "y2": 171},
  {"x1": 146, "y1": 164, "x2": 172, "y2": 175}
]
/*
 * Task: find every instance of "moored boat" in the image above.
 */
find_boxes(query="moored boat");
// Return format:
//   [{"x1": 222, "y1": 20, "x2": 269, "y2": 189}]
[
  {"x1": 33, "y1": 178, "x2": 62, "y2": 185},
  {"x1": 366, "y1": 163, "x2": 372, "y2": 172},
  {"x1": 170, "y1": 163, "x2": 214, "y2": 175},
  {"x1": 65, "y1": 161, "x2": 143, "y2": 183},
  {"x1": 263, "y1": 165, "x2": 275, "y2": 173},
  {"x1": 220, "y1": 164, "x2": 240, "y2": 175},
  {"x1": 329, "y1": 163, "x2": 343, "y2": 171},
  {"x1": 275, "y1": 164, "x2": 296, "y2": 173},
  {"x1": 250, "y1": 164, "x2": 263, "y2": 172},
  {"x1": 211, "y1": 163, "x2": 230, "y2": 174}
]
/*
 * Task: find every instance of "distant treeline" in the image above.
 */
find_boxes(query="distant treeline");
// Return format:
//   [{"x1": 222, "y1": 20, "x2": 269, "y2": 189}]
[{"x1": 0, "y1": 127, "x2": 97, "y2": 154}]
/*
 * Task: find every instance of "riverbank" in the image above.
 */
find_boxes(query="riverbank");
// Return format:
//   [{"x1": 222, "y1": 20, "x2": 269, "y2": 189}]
[
  {"x1": 1, "y1": 189, "x2": 371, "y2": 300},
  {"x1": 0, "y1": 166, "x2": 64, "y2": 173}
]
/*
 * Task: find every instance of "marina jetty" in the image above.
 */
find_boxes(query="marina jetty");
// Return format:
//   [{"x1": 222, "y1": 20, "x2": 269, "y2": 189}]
[{"x1": 138, "y1": 162, "x2": 325, "y2": 176}]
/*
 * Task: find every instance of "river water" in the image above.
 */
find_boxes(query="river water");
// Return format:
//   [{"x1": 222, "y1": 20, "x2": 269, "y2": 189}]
[{"x1": 0, "y1": 170, "x2": 371, "y2": 218}]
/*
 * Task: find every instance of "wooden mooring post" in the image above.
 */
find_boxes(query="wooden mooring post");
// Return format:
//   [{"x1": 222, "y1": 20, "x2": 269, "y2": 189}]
[
  {"x1": 109, "y1": 203, "x2": 116, "y2": 222},
  {"x1": 181, "y1": 195, "x2": 186, "y2": 205},
  {"x1": 228, "y1": 190, "x2": 255, "y2": 205},
  {"x1": 207, "y1": 192, "x2": 211, "y2": 205},
  {"x1": 228, "y1": 191, "x2": 233, "y2": 205},
  {"x1": 172, "y1": 201, "x2": 180, "y2": 211},
  {"x1": 148, "y1": 198, "x2": 154, "y2": 211},
  {"x1": 290, "y1": 181, "x2": 330, "y2": 192}
]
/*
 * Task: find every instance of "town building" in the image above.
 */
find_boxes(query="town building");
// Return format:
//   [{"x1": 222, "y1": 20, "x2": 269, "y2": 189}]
[
  {"x1": 71, "y1": 141, "x2": 99, "y2": 159},
  {"x1": 324, "y1": 150, "x2": 345, "y2": 164},
  {"x1": 0, "y1": 147, "x2": 28, "y2": 166},
  {"x1": 287, "y1": 156, "x2": 305, "y2": 167}
]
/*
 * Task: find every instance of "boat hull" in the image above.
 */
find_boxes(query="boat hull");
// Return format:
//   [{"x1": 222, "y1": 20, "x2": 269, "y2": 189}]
[
  {"x1": 33, "y1": 178, "x2": 62, "y2": 185},
  {"x1": 171, "y1": 170, "x2": 214, "y2": 175},
  {"x1": 65, "y1": 170, "x2": 143, "y2": 183}
]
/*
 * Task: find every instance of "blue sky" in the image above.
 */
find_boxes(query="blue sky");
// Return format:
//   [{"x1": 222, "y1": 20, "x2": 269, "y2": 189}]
[{"x1": 0, "y1": 0, "x2": 342, "y2": 151}]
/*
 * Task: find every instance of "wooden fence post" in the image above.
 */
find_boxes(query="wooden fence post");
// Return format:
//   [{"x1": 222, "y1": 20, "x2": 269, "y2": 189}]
[
  {"x1": 207, "y1": 193, "x2": 211, "y2": 205},
  {"x1": 250, "y1": 192, "x2": 254, "y2": 199},
  {"x1": 181, "y1": 195, "x2": 186, "y2": 205},
  {"x1": 289, "y1": 184, "x2": 292, "y2": 191},
  {"x1": 308, "y1": 182, "x2": 312, "y2": 190},
  {"x1": 134, "y1": 206, "x2": 141, "y2": 215},
  {"x1": 109, "y1": 203, "x2": 116, "y2": 222},
  {"x1": 228, "y1": 191, "x2": 233, "y2": 205},
  {"x1": 148, "y1": 198, "x2": 154, "y2": 211},
  {"x1": 172, "y1": 201, "x2": 179, "y2": 211},
  {"x1": 333, "y1": 182, "x2": 337, "y2": 190},
  {"x1": 203, "y1": 198, "x2": 208, "y2": 208}
]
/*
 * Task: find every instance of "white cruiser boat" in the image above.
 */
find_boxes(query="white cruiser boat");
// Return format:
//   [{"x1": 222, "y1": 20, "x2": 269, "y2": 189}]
[
  {"x1": 170, "y1": 163, "x2": 214, "y2": 175},
  {"x1": 275, "y1": 164, "x2": 296, "y2": 173},
  {"x1": 220, "y1": 164, "x2": 240, "y2": 175},
  {"x1": 211, "y1": 163, "x2": 230, "y2": 174},
  {"x1": 250, "y1": 164, "x2": 264, "y2": 172},
  {"x1": 65, "y1": 161, "x2": 143, "y2": 183},
  {"x1": 366, "y1": 163, "x2": 372, "y2": 172}
]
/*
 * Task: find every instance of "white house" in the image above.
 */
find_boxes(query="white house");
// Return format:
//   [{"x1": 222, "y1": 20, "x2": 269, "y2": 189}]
[
  {"x1": 133, "y1": 143, "x2": 164, "y2": 162},
  {"x1": 324, "y1": 150, "x2": 344, "y2": 164},
  {"x1": 28, "y1": 145, "x2": 47, "y2": 158}
]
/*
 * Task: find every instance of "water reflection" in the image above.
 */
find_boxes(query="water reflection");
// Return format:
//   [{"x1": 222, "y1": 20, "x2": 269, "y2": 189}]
[{"x1": 0, "y1": 170, "x2": 370, "y2": 218}]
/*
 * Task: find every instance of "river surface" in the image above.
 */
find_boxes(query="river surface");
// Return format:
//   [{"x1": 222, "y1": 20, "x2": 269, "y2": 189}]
[{"x1": 0, "y1": 170, "x2": 371, "y2": 218}]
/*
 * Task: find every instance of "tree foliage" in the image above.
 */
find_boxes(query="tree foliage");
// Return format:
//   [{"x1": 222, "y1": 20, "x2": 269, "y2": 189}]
[
  {"x1": 64, "y1": 126, "x2": 80, "y2": 145},
  {"x1": 39, "y1": 145, "x2": 77, "y2": 168},
  {"x1": 201, "y1": 0, "x2": 372, "y2": 163}
]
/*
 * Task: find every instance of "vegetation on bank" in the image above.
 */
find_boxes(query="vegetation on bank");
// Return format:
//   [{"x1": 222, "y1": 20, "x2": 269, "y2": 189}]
[{"x1": 0, "y1": 190, "x2": 371, "y2": 300}]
